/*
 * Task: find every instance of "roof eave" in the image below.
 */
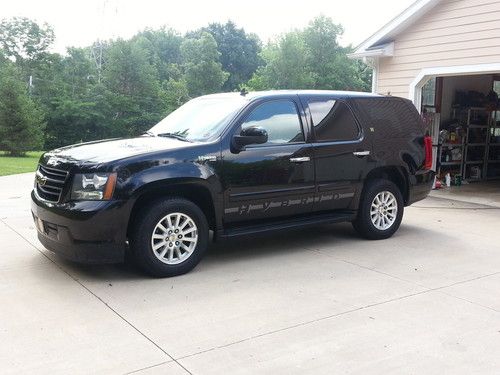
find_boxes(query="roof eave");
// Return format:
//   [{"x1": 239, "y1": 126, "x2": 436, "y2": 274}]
[
  {"x1": 348, "y1": 42, "x2": 395, "y2": 59},
  {"x1": 352, "y1": 0, "x2": 441, "y2": 56}
]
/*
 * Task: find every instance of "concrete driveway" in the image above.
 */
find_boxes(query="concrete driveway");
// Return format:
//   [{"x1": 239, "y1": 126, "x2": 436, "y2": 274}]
[{"x1": 1, "y1": 173, "x2": 500, "y2": 374}]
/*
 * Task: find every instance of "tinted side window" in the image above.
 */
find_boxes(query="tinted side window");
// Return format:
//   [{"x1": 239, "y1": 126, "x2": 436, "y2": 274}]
[
  {"x1": 350, "y1": 98, "x2": 422, "y2": 139},
  {"x1": 241, "y1": 100, "x2": 304, "y2": 145},
  {"x1": 308, "y1": 100, "x2": 360, "y2": 142}
]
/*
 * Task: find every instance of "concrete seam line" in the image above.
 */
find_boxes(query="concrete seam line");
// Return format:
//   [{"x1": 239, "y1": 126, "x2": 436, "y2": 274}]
[
  {"x1": 124, "y1": 360, "x2": 176, "y2": 375},
  {"x1": 306, "y1": 246, "x2": 431, "y2": 290},
  {"x1": 436, "y1": 290, "x2": 500, "y2": 314},
  {"x1": 312, "y1": 246, "x2": 500, "y2": 307},
  {"x1": 424, "y1": 196, "x2": 500, "y2": 209},
  {"x1": 339, "y1": 258, "x2": 430, "y2": 289},
  {"x1": 177, "y1": 269, "x2": 500, "y2": 361},
  {"x1": 177, "y1": 288, "x2": 435, "y2": 361},
  {"x1": 0, "y1": 218, "x2": 194, "y2": 375},
  {"x1": 431, "y1": 271, "x2": 500, "y2": 292}
]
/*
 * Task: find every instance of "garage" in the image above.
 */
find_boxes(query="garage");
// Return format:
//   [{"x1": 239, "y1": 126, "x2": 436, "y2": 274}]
[
  {"x1": 350, "y1": 0, "x2": 500, "y2": 201},
  {"x1": 421, "y1": 72, "x2": 500, "y2": 188}
]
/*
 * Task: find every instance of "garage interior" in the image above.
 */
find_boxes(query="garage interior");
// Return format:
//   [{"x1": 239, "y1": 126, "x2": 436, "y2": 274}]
[{"x1": 420, "y1": 73, "x2": 500, "y2": 203}]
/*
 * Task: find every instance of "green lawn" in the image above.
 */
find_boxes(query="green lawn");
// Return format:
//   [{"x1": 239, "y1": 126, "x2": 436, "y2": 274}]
[{"x1": 0, "y1": 151, "x2": 44, "y2": 176}]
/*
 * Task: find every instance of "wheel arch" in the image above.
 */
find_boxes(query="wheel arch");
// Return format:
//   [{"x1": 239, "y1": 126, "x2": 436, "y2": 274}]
[
  {"x1": 126, "y1": 178, "x2": 219, "y2": 239},
  {"x1": 363, "y1": 166, "x2": 410, "y2": 205}
]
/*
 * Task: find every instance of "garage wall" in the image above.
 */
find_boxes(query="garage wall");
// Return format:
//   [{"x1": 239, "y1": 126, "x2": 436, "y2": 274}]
[
  {"x1": 440, "y1": 75, "x2": 493, "y2": 122},
  {"x1": 376, "y1": 0, "x2": 500, "y2": 98}
]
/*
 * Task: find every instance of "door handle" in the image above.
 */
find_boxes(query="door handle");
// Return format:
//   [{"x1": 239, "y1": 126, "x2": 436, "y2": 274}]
[
  {"x1": 290, "y1": 157, "x2": 311, "y2": 163},
  {"x1": 353, "y1": 151, "x2": 370, "y2": 157}
]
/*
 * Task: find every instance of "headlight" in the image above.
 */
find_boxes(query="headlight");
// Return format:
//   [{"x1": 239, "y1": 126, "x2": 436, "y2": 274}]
[{"x1": 71, "y1": 173, "x2": 117, "y2": 200}]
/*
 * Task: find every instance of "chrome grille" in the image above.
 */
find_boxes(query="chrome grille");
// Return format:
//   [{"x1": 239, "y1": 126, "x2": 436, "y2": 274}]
[{"x1": 35, "y1": 165, "x2": 69, "y2": 202}]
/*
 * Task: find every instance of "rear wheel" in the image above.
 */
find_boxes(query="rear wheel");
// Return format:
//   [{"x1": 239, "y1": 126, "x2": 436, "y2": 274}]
[
  {"x1": 352, "y1": 179, "x2": 404, "y2": 240},
  {"x1": 130, "y1": 198, "x2": 209, "y2": 277}
]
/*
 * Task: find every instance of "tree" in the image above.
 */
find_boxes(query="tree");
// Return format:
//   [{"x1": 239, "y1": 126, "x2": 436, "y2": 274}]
[
  {"x1": 35, "y1": 47, "x2": 107, "y2": 149},
  {"x1": 0, "y1": 16, "x2": 371, "y2": 152},
  {"x1": 191, "y1": 21, "x2": 262, "y2": 91},
  {"x1": 181, "y1": 32, "x2": 229, "y2": 97},
  {"x1": 103, "y1": 38, "x2": 166, "y2": 136},
  {"x1": 0, "y1": 63, "x2": 45, "y2": 155},
  {"x1": 0, "y1": 17, "x2": 55, "y2": 77},
  {"x1": 303, "y1": 16, "x2": 372, "y2": 91},
  {"x1": 0, "y1": 17, "x2": 54, "y2": 61},
  {"x1": 352, "y1": 58, "x2": 373, "y2": 92},
  {"x1": 163, "y1": 78, "x2": 190, "y2": 114},
  {"x1": 180, "y1": 32, "x2": 228, "y2": 97},
  {"x1": 303, "y1": 15, "x2": 344, "y2": 89},
  {"x1": 247, "y1": 16, "x2": 372, "y2": 92},
  {"x1": 132, "y1": 28, "x2": 183, "y2": 83},
  {"x1": 247, "y1": 32, "x2": 314, "y2": 90}
]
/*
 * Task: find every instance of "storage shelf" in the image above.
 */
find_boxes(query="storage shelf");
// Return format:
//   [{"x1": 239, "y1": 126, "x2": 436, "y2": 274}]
[
  {"x1": 442, "y1": 143, "x2": 463, "y2": 147},
  {"x1": 443, "y1": 108, "x2": 500, "y2": 182},
  {"x1": 446, "y1": 108, "x2": 500, "y2": 181}
]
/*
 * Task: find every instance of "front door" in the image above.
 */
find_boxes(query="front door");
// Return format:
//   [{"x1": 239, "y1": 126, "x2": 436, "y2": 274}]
[{"x1": 221, "y1": 98, "x2": 315, "y2": 224}]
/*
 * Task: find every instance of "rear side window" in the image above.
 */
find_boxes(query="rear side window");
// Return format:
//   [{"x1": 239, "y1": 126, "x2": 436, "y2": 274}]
[
  {"x1": 351, "y1": 98, "x2": 423, "y2": 139},
  {"x1": 308, "y1": 100, "x2": 360, "y2": 142},
  {"x1": 241, "y1": 100, "x2": 304, "y2": 145}
]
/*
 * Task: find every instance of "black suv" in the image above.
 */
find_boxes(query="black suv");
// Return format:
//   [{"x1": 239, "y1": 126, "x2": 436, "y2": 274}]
[{"x1": 31, "y1": 90, "x2": 434, "y2": 277}]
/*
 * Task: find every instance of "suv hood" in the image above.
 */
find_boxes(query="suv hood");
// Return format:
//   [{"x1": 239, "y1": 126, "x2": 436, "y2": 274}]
[{"x1": 41, "y1": 136, "x2": 194, "y2": 168}]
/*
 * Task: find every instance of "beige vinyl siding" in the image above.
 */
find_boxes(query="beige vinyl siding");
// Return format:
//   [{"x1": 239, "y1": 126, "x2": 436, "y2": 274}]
[{"x1": 376, "y1": 0, "x2": 500, "y2": 98}]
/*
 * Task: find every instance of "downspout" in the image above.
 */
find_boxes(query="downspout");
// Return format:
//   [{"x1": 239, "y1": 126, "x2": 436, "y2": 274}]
[
  {"x1": 363, "y1": 57, "x2": 379, "y2": 94},
  {"x1": 372, "y1": 58, "x2": 379, "y2": 94}
]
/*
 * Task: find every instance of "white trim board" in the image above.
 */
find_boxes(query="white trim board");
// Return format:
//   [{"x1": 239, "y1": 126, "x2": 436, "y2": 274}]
[
  {"x1": 409, "y1": 63, "x2": 500, "y2": 112},
  {"x1": 349, "y1": 42, "x2": 394, "y2": 59}
]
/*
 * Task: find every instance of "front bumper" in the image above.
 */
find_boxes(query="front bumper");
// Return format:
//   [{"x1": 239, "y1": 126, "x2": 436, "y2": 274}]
[{"x1": 31, "y1": 191, "x2": 130, "y2": 263}]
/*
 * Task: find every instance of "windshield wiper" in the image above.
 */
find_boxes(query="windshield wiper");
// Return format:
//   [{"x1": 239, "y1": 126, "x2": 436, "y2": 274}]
[
  {"x1": 143, "y1": 130, "x2": 155, "y2": 137},
  {"x1": 156, "y1": 132, "x2": 192, "y2": 142}
]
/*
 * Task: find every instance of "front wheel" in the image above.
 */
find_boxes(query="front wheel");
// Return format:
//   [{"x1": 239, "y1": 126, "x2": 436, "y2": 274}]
[
  {"x1": 130, "y1": 198, "x2": 209, "y2": 277},
  {"x1": 352, "y1": 179, "x2": 404, "y2": 240}
]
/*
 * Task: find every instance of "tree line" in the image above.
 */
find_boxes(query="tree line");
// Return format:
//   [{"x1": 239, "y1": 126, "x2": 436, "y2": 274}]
[{"x1": 0, "y1": 16, "x2": 371, "y2": 155}]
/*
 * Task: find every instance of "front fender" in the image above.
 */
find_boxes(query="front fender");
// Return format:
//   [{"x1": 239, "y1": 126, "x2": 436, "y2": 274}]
[
  {"x1": 121, "y1": 161, "x2": 220, "y2": 197},
  {"x1": 115, "y1": 159, "x2": 224, "y2": 232}
]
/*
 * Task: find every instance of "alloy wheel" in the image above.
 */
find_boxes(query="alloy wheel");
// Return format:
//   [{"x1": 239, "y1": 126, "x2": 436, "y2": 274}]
[
  {"x1": 370, "y1": 191, "x2": 398, "y2": 230},
  {"x1": 151, "y1": 212, "x2": 198, "y2": 265}
]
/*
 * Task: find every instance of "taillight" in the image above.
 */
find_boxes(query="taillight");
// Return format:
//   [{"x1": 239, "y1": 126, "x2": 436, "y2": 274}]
[{"x1": 424, "y1": 136, "x2": 433, "y2": 170}]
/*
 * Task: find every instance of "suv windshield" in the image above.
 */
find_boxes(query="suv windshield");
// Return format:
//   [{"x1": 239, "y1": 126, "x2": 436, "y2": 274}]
[{"x1": 149, "y1": 96, "x2": 248, "y2": 142}]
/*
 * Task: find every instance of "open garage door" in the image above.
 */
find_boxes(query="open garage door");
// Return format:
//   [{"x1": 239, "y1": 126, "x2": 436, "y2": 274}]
[{"x1": 410, "y1": 64, "x2": 500, "y2": 203}]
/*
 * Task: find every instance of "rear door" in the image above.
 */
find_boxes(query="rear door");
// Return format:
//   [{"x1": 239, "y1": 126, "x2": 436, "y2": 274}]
[{"x1": 304, "y1": 96, "x2": 372, "y2": 212}]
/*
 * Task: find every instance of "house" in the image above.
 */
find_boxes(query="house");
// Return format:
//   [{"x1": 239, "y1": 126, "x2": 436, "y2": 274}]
[{"x1": 351, "y1": 0, "x2": 500, "y2": 184}]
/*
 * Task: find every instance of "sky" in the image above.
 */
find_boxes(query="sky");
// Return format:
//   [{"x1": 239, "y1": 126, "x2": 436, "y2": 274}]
[{"x1": 1, "y1": 0, "x2": 416, "y2": 53}]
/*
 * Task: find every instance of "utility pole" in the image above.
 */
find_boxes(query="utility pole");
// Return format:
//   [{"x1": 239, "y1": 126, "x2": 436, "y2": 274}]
[
  {"x1": 90, "y1": 41, "x2": 103, "y2": 83},
  {"x1": 28, "y1": 75, "x2": 33, "y2": 95},
  {"x1": 89, "y1": 0, "x2": 119, "y2": 83}
]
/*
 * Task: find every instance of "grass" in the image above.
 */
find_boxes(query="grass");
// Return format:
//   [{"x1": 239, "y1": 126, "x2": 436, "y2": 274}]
[{"x1": 0, "y1": 151, "x2": 44, "y2": 176}]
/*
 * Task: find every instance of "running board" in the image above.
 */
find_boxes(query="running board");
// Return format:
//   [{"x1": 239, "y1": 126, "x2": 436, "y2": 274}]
[{"x1": 220, "y1": 211, "x2": 357, "y2": 239}]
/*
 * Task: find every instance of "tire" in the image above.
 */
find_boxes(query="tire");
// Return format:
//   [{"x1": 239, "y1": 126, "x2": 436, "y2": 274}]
[
  {"x1": 352, "y1": 179, "x2": 404, "y2": 240},
  {"x1": 130, "y1": 198, "x2": 209, "y2": 277}
]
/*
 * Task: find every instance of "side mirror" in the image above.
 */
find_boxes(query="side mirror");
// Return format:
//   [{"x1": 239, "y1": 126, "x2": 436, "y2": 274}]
[{"x1": 232, "y1": 126, "x2": 268, "y2": 151}]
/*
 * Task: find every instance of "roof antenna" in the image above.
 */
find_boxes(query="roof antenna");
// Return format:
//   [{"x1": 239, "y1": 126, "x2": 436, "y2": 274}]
[{"x1": 240, "y1": 88, "x2": 248, "y2": 96}]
